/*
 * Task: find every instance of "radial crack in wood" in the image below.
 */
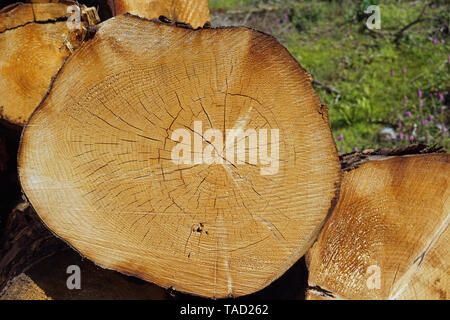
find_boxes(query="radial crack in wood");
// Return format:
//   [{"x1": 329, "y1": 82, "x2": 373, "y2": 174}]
[
  {"x1": 0, "y1": 2, "x2": 100, "y2": 126},
  {"x1": 19, "y1": 14, "x2": 341, "y2": 298},
  {"x1": 306, "y1": 154, "x2": 449, "y2": 300},
  {"x1": 112, "y1": 0, "x2": 211, "y2": 28}
]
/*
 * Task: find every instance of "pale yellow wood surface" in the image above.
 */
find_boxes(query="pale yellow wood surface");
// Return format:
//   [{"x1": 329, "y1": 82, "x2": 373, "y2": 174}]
[
  {"x1": 113, "y1": 0, "x2": 211, "y2": 28},
  {"x1": 307, "y1": 154, "x2": 449, "y2": 300},
  {"x1": 19, "y1": 14, "x2": 341, "y2": 298}
]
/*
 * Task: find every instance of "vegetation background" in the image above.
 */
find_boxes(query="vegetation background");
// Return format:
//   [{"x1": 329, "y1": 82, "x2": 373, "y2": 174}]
[{"x1": 208, "y1": 0, "x2": 449, "y2": 152}]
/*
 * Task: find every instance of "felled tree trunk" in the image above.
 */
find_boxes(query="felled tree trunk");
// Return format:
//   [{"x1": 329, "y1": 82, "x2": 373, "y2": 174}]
[
  {"x1": 17, "y1": 14, "x2": 341, "y2": 298},
  {"x1": 111, "y1": 0, "x2": 211, "y2": 28},
  {"x1": 0, "y1": 1, "x2": 99, "y2": 126},
  {"x1": 306, "y1": 152, "x2": 449, "y2": 300}
]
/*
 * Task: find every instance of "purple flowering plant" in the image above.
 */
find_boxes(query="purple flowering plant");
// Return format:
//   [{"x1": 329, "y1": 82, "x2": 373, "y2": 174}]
[{"x1": 384, "y1": 90, "x2": 449, "y2": 147}]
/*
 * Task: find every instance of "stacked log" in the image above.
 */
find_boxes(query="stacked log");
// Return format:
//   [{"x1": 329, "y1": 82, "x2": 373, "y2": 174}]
[
  {"x1": 307, "y1": 153, "x2": 449, "y2": 300},
  {"x1": 0, "y1": 1, "x2": 100, "y2": 126},
  {"x1": 112, "y1": 0, "x2": 211, "y2": 28},
  {"x1": 17, "y1": 14, "x2": 341, "y2": 298},
  {"x1": 0, "y1": 0, "x2": 448, "y2": 301}
]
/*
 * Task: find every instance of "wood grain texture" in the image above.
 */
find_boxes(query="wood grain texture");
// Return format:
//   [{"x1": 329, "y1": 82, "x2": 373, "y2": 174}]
[
  {"x1": 0, "y1": 2, "x2": 99, "y2": 126},
  {"x1": 306, "y1": 154, "x2": 449, "y2": 300},
  {"x1": 19, "y1": 14, "x2": 341, "y2": 298},
  {"x1": 0, "y1": 2, "x2": 74, "y2": 32},
  {"x1": 0, "y1": 3, "x2": 35, "y2": 32},
  {"x1": 113, "y1": 0, "x2": 211, "y2": 28}
]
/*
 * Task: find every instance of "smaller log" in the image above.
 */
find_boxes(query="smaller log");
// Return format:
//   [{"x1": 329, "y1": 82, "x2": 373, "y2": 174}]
[
  {"x1": 306, "y1": 154, "x2": 449, "y2": 300},
  {"x1": 0, "y1": 125, "x2": 22, "y2": 216},
  {"x1": 19, "y1": 1, "x2": 114, "y2": 21},
  {"x1": 0, "y1": 2, "x2": 100, "y2": 126},
  {"x1": 112, "y1": 0, "x2": 211, "y2": 28}
]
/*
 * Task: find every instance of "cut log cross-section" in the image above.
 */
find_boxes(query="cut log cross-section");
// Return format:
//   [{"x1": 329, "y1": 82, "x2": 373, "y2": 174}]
[
  {"x1": 0, "y1": 2, "x2": 100, "y2": 126},
  {"x1": 19, "y1": 15, "x2": 341, "y2": 298},
  {"x1": 112, "y1": 0, "x2": 211, "y2": 28},
  {"x1": 306, "y1": 154, "x2": 449, "y2": 300}
]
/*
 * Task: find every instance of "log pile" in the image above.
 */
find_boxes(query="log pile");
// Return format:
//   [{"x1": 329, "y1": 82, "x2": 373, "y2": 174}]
[{"x1": 0, "y1": 0, "x2": 448, "y2": 300}]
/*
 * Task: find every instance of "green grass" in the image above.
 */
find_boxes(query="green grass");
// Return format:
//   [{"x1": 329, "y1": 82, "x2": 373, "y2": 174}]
[
  {"x1": 210, "y1": 0, "x2": 449, "y2": 152},
  {"x1": 209, "y1": 0, "x2": 255, "y2": 11},
  {"x1": 284, "y1": 0, "x2": 449, "y2": 151}
]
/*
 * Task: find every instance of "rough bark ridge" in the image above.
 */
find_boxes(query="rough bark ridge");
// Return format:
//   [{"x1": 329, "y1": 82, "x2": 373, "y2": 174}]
[{"x1": 339, "y1": 143, "x2": 445, "y2": 171}]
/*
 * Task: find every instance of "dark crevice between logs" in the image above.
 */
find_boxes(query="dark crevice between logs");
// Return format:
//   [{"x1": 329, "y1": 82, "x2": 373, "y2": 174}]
[
  {"x1": 0, "y1": 123, "x2": 21, "y2": 230},
  {"x1": 0, "y1": 203, "x2": 68, "y2": 293},
  {"x1": 76, "y1": 0, "x2": 114, "y2": 21}
]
